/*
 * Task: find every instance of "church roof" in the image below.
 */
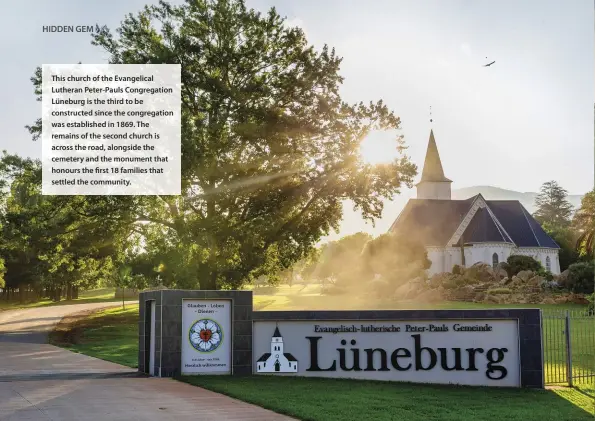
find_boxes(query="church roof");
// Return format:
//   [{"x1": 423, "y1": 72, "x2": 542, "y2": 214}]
[
  {"x1": 389, "y1": 197, "x2": 475, "y2": 246},
  {"x1": 390, "y1": 194, "x2": 560, "y2": 249},
  {"x1": 418, "y1": 130, "x2": 452, "y2": 184},
  {"x1": 257, "y1": 353, "x2": 271, "y2": 362},
  {"x1": 457, "y1": 207, "x2": 513, "y2": 244},
  {"x1": 273, "y1": 326, "x2": 282, "y2": 337},
  {"x1": 486, "y1": 201, "x2": 559, "y2": 248},
  {"x1": 284, "y1": 353, "x2": 298, "y2": 362}
]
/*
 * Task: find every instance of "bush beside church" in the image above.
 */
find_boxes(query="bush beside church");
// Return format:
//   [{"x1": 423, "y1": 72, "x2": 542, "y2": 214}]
[{"x1": 347, "y1": 254, "x2": 594, "y2": 306}]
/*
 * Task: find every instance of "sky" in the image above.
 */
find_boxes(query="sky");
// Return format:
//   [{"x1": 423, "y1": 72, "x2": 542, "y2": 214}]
[{"x1": 0, "y1": 0, "x2": 593, "y2": 240}]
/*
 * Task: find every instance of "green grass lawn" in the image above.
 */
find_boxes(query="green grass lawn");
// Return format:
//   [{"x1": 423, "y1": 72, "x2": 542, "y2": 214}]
[
  {"x1": 180, "y1": 376, "x2": 594, "y2": 421},
  {"x1": 49, "y1": 305, "x2": 139, "y2": 368},
  {"x1": 0, "y1": 288, "x2": 125, "y2": 312},
  {"x1": 49, "y1": 297, "x2": 594, "y2": 421}
]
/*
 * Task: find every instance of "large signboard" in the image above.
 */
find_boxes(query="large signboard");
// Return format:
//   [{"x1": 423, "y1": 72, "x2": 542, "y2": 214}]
[
  {"x1": 253, "y1": 320, "x2": 521, "y2": 387},
  {"x1": 181, "y1": 299, "x2": 232, "y2": 375}
]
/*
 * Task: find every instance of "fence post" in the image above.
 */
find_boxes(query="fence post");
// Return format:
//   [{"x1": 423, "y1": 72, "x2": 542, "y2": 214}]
[{"x1": 564, "y1": 310, "x2": 573, "y2": 387}]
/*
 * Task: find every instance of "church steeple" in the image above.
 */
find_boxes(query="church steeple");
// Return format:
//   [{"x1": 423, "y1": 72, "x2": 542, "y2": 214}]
[
  {"x1": 420, "y1": 130, "x2": 451, "y2": 183},
  {"x1": 416, "y1": 130, "x2": 452, "y2": 200}
]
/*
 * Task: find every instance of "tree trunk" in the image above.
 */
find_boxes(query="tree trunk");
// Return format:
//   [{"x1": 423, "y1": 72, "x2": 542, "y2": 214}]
[
  {"x1": 73, "y1": 286, "x2": 79, "y2": 299},
  {"x1": 201, "y1": 271, "x2": 217, "y2": 290},
  {"x1": 66, "y1": 284, "x2": 73, "y2": 301}
]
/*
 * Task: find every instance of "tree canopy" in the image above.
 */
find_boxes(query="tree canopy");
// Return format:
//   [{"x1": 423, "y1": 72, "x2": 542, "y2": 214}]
[
  {"x1": 2, "y1": 0, "x2": 416, "y2": 298},
  {"x1": 533, "y1": 180, "x2": 574, "y2": 229},
  {"x1": 85, "y1": 0, "x2": 415, "y2": 289},
  {"x1": 574, "y1": 189, "x2": 595, "y2": 257}
]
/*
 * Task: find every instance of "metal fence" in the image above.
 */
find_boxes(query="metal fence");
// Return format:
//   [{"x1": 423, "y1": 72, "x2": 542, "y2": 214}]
[{"x1": 543, "y1": 309, "x2": 595, "y2": 386}]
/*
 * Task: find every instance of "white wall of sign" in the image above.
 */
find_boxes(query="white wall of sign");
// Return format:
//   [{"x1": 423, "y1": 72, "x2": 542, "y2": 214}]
[
  {"x1": 181, "y1": 299, "x2": 232, "y2": 375},
  {"x1": 253, "y1": 319, "x2": 521, "y2": 387}
]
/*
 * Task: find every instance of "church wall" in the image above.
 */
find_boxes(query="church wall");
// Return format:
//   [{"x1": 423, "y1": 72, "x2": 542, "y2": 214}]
[
  {"x1": 426, "y1": 244, "x2": 517, "y2": 275},
  {"x1": 416, "y1": 182, "x2": 451, "y2": 200},
  {"x1": 426, "y1": 247, "x2": 445, "y2": 275},
  {"x1": 512, "y1": 248, "x2": 561, "y2": 275},
  {"x1": 464, "y1": 243, "x2": 515, "y2": 268}
]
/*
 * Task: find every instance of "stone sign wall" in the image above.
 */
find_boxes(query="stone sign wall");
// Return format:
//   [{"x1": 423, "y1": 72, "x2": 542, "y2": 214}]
[
  {"x1": 252, "y1": 309, "x2": 543, "y2": 388},
  {"x1": 138, "y1": 291, "x2": 543, "y2": 388}
]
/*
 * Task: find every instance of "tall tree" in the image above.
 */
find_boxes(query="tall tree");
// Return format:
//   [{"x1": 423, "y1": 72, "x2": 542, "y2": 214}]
[
  {"x1": 0, "y1": 153, "x2": 132, "y2": 301},
  {"x1": 533, "y1": 180, "x2": 574, "y2": 229},
  {"x1": 310, "y1": 232, "x2": 372, "y2": 279},
  {"x1": 574, "y1": 189, "x2": 595, "y2": 257},
  {"x1": 28, "y1": 0, "x2": 417, "y2": 290}
]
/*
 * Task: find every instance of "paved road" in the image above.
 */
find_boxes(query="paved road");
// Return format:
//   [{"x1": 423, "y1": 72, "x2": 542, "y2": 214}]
[
  {"x1": 0, "y1": 302, "x2": 137, "y2": 343},
  {"x1": 0, "y1": 303, "x2": 295, "y2": 421}
]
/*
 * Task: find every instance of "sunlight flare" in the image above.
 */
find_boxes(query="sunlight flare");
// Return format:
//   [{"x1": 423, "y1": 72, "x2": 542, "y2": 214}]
[{"x1": 359, "y1": 131, "x2": 400, "y2": 165}]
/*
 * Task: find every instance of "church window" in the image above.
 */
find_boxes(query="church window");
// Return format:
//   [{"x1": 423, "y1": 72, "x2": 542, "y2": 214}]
[
  {"x1": 492, "y1": 253, "x2": 498, "y2": 268},
  {"x1": 546, "y1": 256, "x2": 551, "y2": 272}
]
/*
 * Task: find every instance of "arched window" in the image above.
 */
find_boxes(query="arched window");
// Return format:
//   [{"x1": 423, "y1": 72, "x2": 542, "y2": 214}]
[
  {"x1": 492, "y1": 253, "x2": 499, "y2": 268},
  {"x1": 546, "y1": 256, "x2": 551, "y2": 272}
]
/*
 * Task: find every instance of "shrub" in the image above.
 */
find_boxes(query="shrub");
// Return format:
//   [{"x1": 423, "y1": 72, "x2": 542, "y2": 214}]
[
  {"x1": 452, "y1": 264, "x2": 462, "y2": 275},
  {"x1": 565, "y1": 261, "x2": 595, "y2": 294},
  {"x1": 487, "y1": 288, "x2": 512, "y2": 295},
  {"x1": 587, "y1": 293, "x2": 594, "y2": 315},
  {"x1": 506, "y1": 255, "x2": 542, "y2": 276}
]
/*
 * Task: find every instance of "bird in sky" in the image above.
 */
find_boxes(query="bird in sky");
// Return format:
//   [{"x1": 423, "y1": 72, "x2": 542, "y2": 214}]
[{"x1": 483, "y1": 56, "x2": 495, "y2": 67}]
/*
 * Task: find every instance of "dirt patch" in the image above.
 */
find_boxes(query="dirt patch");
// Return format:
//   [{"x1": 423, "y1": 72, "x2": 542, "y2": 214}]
[{"x1": 49, "y1": 305, "x2": 133, "y2": 346}]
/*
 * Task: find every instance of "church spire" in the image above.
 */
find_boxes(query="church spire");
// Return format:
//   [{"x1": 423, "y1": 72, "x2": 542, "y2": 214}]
[
  {"x1": 416, "y1": 129, "x2": 452, "y2": 200},
  {"x1": 420, "y1": 129, "x2": 452, "y2": 183}
]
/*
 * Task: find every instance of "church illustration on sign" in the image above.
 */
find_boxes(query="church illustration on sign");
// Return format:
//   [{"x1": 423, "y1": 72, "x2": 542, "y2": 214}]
[
  {"x1": 389, "y1": 129, "x2": 561, "y2": 276},
  {"x1": 256, "y1": 326, "x2": 298, "y2": 373}
]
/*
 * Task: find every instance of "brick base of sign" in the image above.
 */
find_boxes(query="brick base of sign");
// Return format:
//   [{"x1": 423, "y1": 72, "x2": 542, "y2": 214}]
[
  {"x1": 252, "y1": 309, "x2": 543, "y2": 388},
  {"x1": 138, "y1": 290, "x2": 253, "y2": 377}
]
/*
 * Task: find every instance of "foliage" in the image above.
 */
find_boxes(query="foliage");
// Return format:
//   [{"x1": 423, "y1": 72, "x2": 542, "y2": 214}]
[
  {"x1": 28, "y1": 0, "x2": 417, "y2": 291},
  {"x1": 587, "y1": 293, "x2": 594, "y2": 315},
  {"x1": 533, "y1": 180, "x2": 574, "y2": 229},
  {"x1": 361, "y1": 233, "x2": 431, "y2": 284},
  {"x1": 565, "y1": 261, "x2": 595, "y2": 294},
  {"x1": 308, "y1": 232, "x2": 372, "y2": 280},
  {"x1": 543, "y1": 225, "x2": 581, "y2": 271},
  {"x1": 451, "y1": 264, "x2": 462, "y2": 275},
  {"x1": 0, "y1": 152, "x2": 133, "y2": 301},
  {"x1": 487, "y1": 288, "x2": 512, "y2": 295},
  {"x1": 506, "y1": 255, "x2": 542, "y2": 277},
  {"x1": 574, "y1": 189, "x2": 595, "y2": 257}
]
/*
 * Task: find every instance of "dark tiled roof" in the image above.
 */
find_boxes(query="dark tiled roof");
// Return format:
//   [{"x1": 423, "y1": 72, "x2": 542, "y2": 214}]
[
  {"x1": 486, "y1": 201, "x2": 559, "y2": 248},
  {"x1": 390, "y1": 196, "x2": 559, "y2": 249},
  {"x1": 389, "y1": 197, "x2": 475, "y2": 246},
  {"x1": 284, "y1": 353, "x2": 298, "y2": 362},
  {"x1": 459, "y1": 207, "x2": 513, "y2": 244},
  {"x1": 257, "y1": 353, "x2": 271, "y2": 362}
]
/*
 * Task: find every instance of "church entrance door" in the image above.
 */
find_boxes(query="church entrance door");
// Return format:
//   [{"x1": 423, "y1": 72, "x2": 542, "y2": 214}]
[{"x1": 274, "y1": 360, "x2": 280, "y2": 371}]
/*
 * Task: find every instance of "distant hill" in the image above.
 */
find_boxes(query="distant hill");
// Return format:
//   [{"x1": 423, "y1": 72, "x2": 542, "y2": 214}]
[
  {"x1": 323, "y1": 186, "x2": 586, "y2": 242},
  {"x1": 452, "y1": 186, "x2": 584, "y2": 214}
]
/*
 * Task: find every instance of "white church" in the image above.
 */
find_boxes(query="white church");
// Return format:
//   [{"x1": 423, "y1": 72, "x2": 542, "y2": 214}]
[
  {"x1": 256, "y1": 326, "x2": 298, "y2": 373},
  {"x1": 389, "y1": 130, "x2": 561, "y2": 276}
]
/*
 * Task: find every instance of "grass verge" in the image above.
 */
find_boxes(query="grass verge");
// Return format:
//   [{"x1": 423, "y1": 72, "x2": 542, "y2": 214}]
[
  {"x1": 0, "y1": 288, "x2": 125, "y2": 312},
  {"x1": 179, "y1": 375, "x2": 594, "y2": 421},
  {"x1": 51, "y1": 302, "x2": 594, "y2": 421},
  {"x1": 49, "y1": 304, "x2": 139, "y2": 368}
]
